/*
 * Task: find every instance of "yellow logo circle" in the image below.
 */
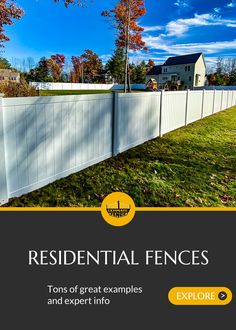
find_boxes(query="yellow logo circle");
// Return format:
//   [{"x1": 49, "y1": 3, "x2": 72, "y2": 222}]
[{"x1": 101, "y1": 192, "x2": 136, "y2": 227}]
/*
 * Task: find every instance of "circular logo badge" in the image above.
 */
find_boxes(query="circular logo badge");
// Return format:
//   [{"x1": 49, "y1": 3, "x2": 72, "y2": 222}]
[{"x1": 101, "y1": 192, "x2": 136, "y2": 227}]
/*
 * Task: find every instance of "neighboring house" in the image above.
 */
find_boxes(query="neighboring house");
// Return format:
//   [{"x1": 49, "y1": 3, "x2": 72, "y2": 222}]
[
  {"x1": 146, "y1": 53, "x2": 206, "y2": 90},
  {"x1": 0, "y1": 69, "x2": 20, "y2": 83}
]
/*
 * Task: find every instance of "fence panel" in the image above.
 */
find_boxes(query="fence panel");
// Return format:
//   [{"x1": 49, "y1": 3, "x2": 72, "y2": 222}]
[
  {"x1": 0, "y1": 97, "x2": 8, "y2": 204},
  {"x1": 202, "y1": 91, "x2": 214, "y2": 117},
  {"x1": 3, "y1": 94, "x2": 113, "y2": 199},
  {"x1": 186, "y1": 91, "x2": 203, "y2": 124},
  {"x1": 213, "y1": 90, "x2": 223, "y2": 113},
  {"x1": 0, "y1": 89, "x2": 235, "y2": 205},
  {"x1": 221, "y1": 91, "x2": 228, "y2": 110},
  {"x1": 230, "y1": 91, "x2": 234, "y2": 108},
  {"x1": 115, "y1": 92, "x2": 161, "y2": 154},
  {"x1": 161, "y1": 91, "x2": 187, "y2": 134},
  {"x1": 233, "y1": 91, "x2": 236, "y2": 106}
]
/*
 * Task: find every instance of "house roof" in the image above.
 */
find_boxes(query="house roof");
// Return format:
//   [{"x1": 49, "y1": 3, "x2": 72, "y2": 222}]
[
  {"x1": 147, "y1": 65, "x2": 163, "y2": 75},
  {"x1": 163, "y1": 53, "x2": 203, "y2": 66}
]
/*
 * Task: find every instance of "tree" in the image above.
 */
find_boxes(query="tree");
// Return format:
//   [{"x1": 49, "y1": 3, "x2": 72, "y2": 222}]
[
  {"x1": 216, "y1": 57, "x2": 224, "y2": 75},
  {"x1": 48, "y1": 54, "x2": 65, "y2": 81},
  {"x1": 102, "y1": 0, "x2": 147, "y2": 92},
  {"x1": 26, "y1": 57, "x2": 35, "y2": 71},
  {"x1": 71, "y1": 56, "x2": 84, "y2": 83},
  {"x1": 0, "y1": 0, "x2": 24, "y2": 46},
  {"x1": 146, "y1": 59, "x2": 155, "y2": 73},
  {"x1": 106, "y1": 47, "x2": 125, "y2": 83},
  {"x1": 134, "y1": 60, "x2": 146, "y2": 83},
  {"x1": 0, "y1": 57, "x2": 11, "y2": 69},
  {"x1": 207, "y1": 57, "x2": 236, "y2": 86},
  {"x1": 54, "y1": 0, "x2": 87, "y2": 6},
  {"x1": 27, "y1": 57, "x2": 51, "y2": 82},
  {"x1": 81, "y1": 49, "x2": 102, "y2": 83}
]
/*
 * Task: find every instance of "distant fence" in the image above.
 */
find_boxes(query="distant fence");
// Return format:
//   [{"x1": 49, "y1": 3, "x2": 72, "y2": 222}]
[
  {"x1": 0, "y1": 89, "x2": 235, "y2": 205},
  {"x1": 30, "y1": 82, "x2": 146, "y2": 91},
  {"x1": 194, "y1": 86, "x2": 236, "y2": 91}
]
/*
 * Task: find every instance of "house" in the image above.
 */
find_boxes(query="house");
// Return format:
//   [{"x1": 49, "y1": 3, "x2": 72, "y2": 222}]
[
  {"x1": 0, "y1": 69, "x2": 20, "y2": 83},
  {"x1": 146, "y1": 53, "x2": 206, "y2": 90}
]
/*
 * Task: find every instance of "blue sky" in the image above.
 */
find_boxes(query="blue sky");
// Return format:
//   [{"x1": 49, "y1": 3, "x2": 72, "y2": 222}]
[{"x1": 2, "y1": 0, "x2": 236, "y2": 70}]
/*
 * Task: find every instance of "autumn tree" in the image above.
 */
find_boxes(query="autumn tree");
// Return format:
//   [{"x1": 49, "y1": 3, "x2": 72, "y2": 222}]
[
  {"x1": 102, "y1": 0, "x2": 147, "y2": 92},
  {"x1": 71, "y1": 56, "x2": 84, "y2": 82},
  {"x1": 146, "y1": 59, "x2": 155, "y2": 73},
  {"x1": 81, "y1": 49, "x2": 103, "y2": 83},
  {"x1": 0, "y1": 0, "x2": 24, "y2": 46},
  {"x1": 47, "y1": 54, "x2": 65, "y2": 82}
]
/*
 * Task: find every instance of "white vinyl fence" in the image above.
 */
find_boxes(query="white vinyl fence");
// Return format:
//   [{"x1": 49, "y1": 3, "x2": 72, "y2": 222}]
[
  {"x1": 30, "y1": 82, "x2": 146, "y2": 91},
  {"x1": 0, "y1": 89, "x2": 236, "y2": 205},
  {"x1": 194, "y1": 86, "x2": 236, "y2": 91}
]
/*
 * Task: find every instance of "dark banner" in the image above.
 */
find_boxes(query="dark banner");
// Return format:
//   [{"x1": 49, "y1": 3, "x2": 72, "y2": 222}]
[{"x1": 0, "y1": 211, "x2": 235, "y2": 329}]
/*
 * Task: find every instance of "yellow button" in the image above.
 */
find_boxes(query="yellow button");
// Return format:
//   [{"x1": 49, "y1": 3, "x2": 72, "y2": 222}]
[{"x1": 168, "y1": 287, "x2": 232, "y2": 305}]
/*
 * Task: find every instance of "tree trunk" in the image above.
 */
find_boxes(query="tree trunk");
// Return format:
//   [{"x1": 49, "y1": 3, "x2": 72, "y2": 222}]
[
  {"x1": 124, "y1": 47, "x2": 128, "y2": 93},
  {"x1": 124, "y1": 0, "x2": 131, "y2": 93}
]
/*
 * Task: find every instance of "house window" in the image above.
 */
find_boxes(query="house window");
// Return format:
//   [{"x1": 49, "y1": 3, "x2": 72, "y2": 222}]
[
  {"x1": 188, "y1": 66, "x2": 190, "y2": 71},
  {"x1": 185, "y1": 66, "x2": 187, "y2": 71},
  {"x1": 162, "y1": 77, "x2": 168, "y2": 80},
  {"x1": 189, "y1": 76, "x2": 192, "y2": 81}
]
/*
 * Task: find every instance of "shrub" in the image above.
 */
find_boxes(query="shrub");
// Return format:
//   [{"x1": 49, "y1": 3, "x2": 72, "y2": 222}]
[{"x1": 0, "y1": 80, "x2": 38, "y2": 97}]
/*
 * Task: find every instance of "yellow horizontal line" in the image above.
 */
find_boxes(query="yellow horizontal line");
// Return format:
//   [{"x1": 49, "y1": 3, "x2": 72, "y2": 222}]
[
  {"x1": 0, "y1": 207, "x2": 101, "y2": 212},
  {"x1": 136, "y1": 207, "x2": 236, "y2": 211},
  {"x1": 0, "y1": 207, "x2": 235, "y2": 212}
]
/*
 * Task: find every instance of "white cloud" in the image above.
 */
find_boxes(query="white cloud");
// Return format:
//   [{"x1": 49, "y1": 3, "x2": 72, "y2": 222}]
[
  {"x1": 142, "y1": 25, "x2": 163, "y2": 32},
  {"x1": 174, "y1": 0, "x2": 191, "y2": 9},
  {"x1": 214, "y1": 8, "x2": 221, "y2": 13},
  {"x1": 165, "y1": 14, "x2": 236, "y2": 37},
  {"x1": 226, "y1": 1, "x2": 236, "y2": 8},
  {"x1": 143, "y1": 37, "x2": 236, "y2": 56}
]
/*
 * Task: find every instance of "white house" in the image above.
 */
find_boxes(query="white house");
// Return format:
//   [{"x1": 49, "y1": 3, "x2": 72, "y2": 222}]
[
  {"x1": 0, "y1": 69, "x2": 20, "y2": 83},
  {"x1": 146, "y1": 53, "x2": 206, "y2": 90}
]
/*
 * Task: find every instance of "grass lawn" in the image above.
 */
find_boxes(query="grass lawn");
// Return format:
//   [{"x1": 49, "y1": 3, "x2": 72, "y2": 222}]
[
  {"x1": 6, "y1": 106, "x2": 236, "y2": 207},
  {"x1": 39, "y1": 89, "x2": 146, "y2": 96},
  {"x1": 39, "y1": 90, "x2": 113, "y2": 96}
]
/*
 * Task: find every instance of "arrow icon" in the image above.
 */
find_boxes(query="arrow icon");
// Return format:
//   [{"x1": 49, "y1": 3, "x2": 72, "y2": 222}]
[{"x1": 218, "y1": 291, "x2": 227, "y2": 301}]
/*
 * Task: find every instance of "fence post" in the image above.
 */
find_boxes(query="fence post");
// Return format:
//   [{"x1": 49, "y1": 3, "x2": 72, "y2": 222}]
[
  {"x1": 159, "y1": 90, "x2": 164, "y2": 137},
  {"x1": 185, "y1": 89, "x2": 189, "y2": 126},
  {"x1": 112, "y1": 91, "x2": 119, "y2": 156},
  {"x1": 0, "y1": 95, "x2": 9, "y2": 205},
  {"x1": 201, "y1": 89, "x2": 205, "y2": 118}
]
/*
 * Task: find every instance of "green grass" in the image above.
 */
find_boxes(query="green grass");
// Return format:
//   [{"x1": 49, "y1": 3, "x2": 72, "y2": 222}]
[
  {"x1": 5, "y1": 107, "x2": 236, "y2": 207},
  {"x1": 39, "y1": 89, "x2": 146, "y2": 96},
  {"x1": 39, "y1": 90, "x2": 113, "y2": 96}
]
